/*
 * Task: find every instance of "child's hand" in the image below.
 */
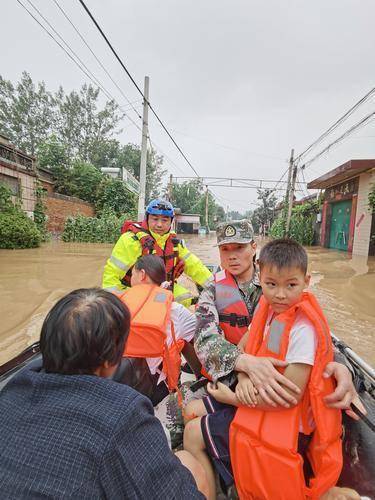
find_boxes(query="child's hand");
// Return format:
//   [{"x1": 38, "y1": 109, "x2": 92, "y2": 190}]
[
  {"x1": 320, "y1": 486, "x2": 360, "y2": 499},
  {"x1": 207, "y1": 382, "x2": 237, "y2": 406},
  {"x1": 236, "y1": 372, "x2": 258, "y2": 407}
]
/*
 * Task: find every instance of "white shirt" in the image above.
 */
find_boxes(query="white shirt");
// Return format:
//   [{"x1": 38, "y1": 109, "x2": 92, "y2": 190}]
[
  {"x1": 146, "y1": 302, "x2": 196, "y2": 383},
  {"x1": 265, "y1": 310, "x2": 317, "y2": 366},
  {"x1": 266, "y1": 310, "x2": 317, "y2": 430}
]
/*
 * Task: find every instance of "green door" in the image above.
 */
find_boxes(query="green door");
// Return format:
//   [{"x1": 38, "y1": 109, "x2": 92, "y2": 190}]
[{"x1": 329, "y1": 200, "x2": 352, "y2": 251}]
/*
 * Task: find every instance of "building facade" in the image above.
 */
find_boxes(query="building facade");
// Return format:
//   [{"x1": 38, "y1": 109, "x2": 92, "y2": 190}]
[
  {"x1": 174, "y1": 213, "x2": 201, "y2": 233},
  {"x1": 0, "y1": 134, "x2": 37, "y2": 218},
  {"x1": 308, "y1": 159, "x2": 375, "y2": 257}
]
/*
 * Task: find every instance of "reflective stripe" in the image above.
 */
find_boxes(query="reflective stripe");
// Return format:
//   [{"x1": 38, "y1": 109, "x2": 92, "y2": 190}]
[
  {"x1": 175, "y1": 292, "x2": 194, "y2": 303},
  {"x1": 154, "y1": 292, "x2": 167, "y2": 303},
  {"x1": 103, "y1": 286, "x2": 124, "y2": 293},
  {"x1": 268, "y1": 319, "x2": 285, "y2": 354},
  {"x1": 215, "y1": 281, "x2": 243, "y2": 310},
  {"x1": 202, "y1": 276, "x2": 214, "y2": 288},
  {"x1": 215, "y1": 269, "x2": 226, "y2": 282},
  {"x1": 109, "y1": 255, "x2": 131, "y2": 272},
  {"x1": 181, "y1": 251, "x2": 192, "y2": 261}
]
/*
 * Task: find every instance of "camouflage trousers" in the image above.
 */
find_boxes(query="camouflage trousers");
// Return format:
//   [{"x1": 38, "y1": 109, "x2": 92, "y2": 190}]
[
  {"x1": 156, "y1": 380, "x2": 239, "y2": 499},
  {"x1": 154, "y1": 380, "x2": 208, "y2": 450}
]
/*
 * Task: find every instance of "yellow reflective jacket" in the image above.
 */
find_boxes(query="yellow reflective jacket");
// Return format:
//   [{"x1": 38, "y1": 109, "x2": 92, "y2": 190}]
[{"x1": 102, "y1": 229, "x2": 212, "y2": 304}]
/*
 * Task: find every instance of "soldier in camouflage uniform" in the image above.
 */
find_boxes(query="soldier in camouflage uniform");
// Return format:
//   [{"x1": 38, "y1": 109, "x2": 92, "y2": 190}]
[
  {"x1": 155, "y1": 221, "x2": 360, "y2": 450},
  {"x1": 155, "y1": 220, "x2": 264, "y2": 448},
  {"x1": 194, "y1": 220, "x2": 262, "y2": 384}
]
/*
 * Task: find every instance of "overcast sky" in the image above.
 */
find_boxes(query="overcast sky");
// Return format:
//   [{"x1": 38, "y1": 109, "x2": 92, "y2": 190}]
[{"x1": 3, "y1": 0, "x2": 375, "y2": 212}]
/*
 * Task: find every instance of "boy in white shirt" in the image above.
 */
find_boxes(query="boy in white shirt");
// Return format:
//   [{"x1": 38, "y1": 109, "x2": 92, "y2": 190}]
[{"x1": 184, "y1": 239, "x2": 347, "y2": 499}]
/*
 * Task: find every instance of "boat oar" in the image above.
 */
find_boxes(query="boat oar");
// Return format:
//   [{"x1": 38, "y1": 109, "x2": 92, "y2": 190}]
[{"x1": 350, "y1": 403, "x2": 375, "y2": 432}]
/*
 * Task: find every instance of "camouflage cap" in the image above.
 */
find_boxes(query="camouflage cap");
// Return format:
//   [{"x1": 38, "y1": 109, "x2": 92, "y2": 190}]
[{"x1": 216, "y1": 219, "x2": 255, "y2": 246}]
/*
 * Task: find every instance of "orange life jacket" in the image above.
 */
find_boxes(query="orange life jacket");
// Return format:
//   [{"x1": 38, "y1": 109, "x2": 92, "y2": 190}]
[
  {"x1": 230, "y1": 292, "x2": 343, "y2": 500},
  {"x1": 200, "y1": 270, "x2": 251, "y2": 380},
  {"x1": 117, "y1": 284, "x2": 184, "y2": 392},
  {"x1": 120, "y1": 220, "x2": 182, "y2": 286},
  {"x1": 215, "y1": 269, "x2": 250, "y2": 345}
]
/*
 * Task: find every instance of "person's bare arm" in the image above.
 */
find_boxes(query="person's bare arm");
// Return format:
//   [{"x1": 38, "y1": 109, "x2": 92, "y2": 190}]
[
  {"x1": 208, "y1": 363, "x2": 311, "y2": 411},
  {"x1": 254, "y1": 362, "x2": 312, "y2": 410},
  {"x1": 182, "y1": 341, "x2": 202, "y2": 378},
  {"x1": 234, "y1": 353, "x2": 301, "y2": 407},
  {"x1": 323, "y1": 361, "x2": 367, "y2": 420},
  {"x1": 237, "y1": 330, "x2": 249, "y2": 352}
]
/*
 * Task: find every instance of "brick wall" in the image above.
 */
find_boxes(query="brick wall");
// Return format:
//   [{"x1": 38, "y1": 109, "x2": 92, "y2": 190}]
[
  {"x1": 352, "y1": 170, "x2": 375, "y2": 256},
  {"x1": 45, "y1": 193, "x2": 95, "y2": 233}
]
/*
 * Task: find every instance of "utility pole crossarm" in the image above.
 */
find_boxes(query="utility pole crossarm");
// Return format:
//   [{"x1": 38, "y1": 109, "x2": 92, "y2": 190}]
[{"x1": 171, "y1": 176, "x2": 306, "y2": 191}]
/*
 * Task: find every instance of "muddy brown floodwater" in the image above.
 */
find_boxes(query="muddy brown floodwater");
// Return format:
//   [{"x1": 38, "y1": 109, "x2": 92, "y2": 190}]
[{"x1": 0, "y1": 234, "x2": 374, "y2": 366}]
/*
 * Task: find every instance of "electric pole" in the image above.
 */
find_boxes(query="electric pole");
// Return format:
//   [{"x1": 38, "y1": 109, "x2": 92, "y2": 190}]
[
  {"x1": 137, "y1": 76, "x2": 149, "y2": 220},
  {"x1": 168, "y1": 174, "x2": 173, "y2": 202},
  {"x1": 285, "y1": 149, "x2": 297, "y2": 237},
  {"x1": 205, "y1": 185, "x2": 209, "y2": 233}
]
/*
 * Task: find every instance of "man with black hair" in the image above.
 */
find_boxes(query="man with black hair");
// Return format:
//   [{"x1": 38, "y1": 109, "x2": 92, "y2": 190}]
[{"x1": 0, "y1": 288, "x2": 206, "y2": 499}]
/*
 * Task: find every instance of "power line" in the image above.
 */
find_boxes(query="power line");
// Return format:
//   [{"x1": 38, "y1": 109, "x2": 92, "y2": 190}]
[
  {"x1": 147, "y1": 134, "x2": 186, "y2": 177},
  {"x1": 295, "y1": 87, "x2": 375, "y2": 163},
  {"x1": 303, "y1": 111, "x2": 375, "y2": 169},
  {"x1": 51, "y1": 0, "x2": 142, "y2": 120},
  {"x1": 299, "y1": 167, "x2": 310, "y2": 196},
  {"x1": 25, "y1": 0, "x2": 112, "y2": 101},
  {"x1": 208, "y1": 189, "x2": 259, "y2": 210},
  {"x1": 172, "y1": 176, "x2": 306, "y2": 191},
  {"x1": 296, "y1": 171, "x2": 309, "y2": 197},
  {"x1": 77, "y1": 0, "x2": 200, "y2": 177},
  {"x1": 17, "y1": 0, "x2": 142, "y2": 133},
  {"x1": 270, "y1": 165, "x2": 290, "y2": 194},
  {"x1": 171, "y1": 129, "x2": 285, "y2": 161}
]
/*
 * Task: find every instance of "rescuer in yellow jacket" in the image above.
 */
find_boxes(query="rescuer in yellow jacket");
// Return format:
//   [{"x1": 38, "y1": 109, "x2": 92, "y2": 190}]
[{"x1": 102, "y1": 199, "x2": 212, "y2": 306}]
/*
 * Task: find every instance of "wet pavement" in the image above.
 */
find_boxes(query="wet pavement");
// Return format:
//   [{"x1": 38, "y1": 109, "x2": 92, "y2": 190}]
[{"x1": 0, "y1": 234, "x2": 374, "y2": 365}]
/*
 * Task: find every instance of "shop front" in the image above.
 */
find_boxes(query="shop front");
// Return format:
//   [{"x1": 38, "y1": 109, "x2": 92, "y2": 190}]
[{"x1": 308, "y1": 159, "x2": 375, "y2": 256}]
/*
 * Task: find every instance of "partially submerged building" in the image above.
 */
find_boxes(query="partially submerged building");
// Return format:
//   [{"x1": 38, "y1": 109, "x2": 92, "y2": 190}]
[
  {"x1": 308, "y1": 159, "x2": 375, "y2": 256},
  {"x1": 174, "y1": 212, "x2": 201, "y2": 233}
]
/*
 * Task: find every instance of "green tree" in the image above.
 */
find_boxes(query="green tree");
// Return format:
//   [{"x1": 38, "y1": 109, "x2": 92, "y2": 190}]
[
  {"x1": 55, "y1": 84, "x2": 124, "y2": 162},
  {"x1": 0, "y1": 182, "x2": 41, "y2": 248},
  {"x1": 170, "y1": 180, "x2": 224, "y2": 228},
  {"x1": 228, "y1": 210, "x2": 245, "y2": 220},
  {"x1": 269, "y1": 200, "x2": 320, "y2": 245},
  {"x1": 215, "y1": 205, "x2": 226, "y2": 223},
  {"x1": 37, "y1": 134, "x2": 70, "y2": 170},
  {"x1": 170, "y1": 179, "x2": 203, "y2": 213},
  {"x1": 250, "y1": 189, "x2": 277, "y2": 233},
  {"x1": 37, "y1": 135, "x2": 73, "y2": 193},
  {"x1": 89, "y1": 139, "x2": 128, "y2": 170},
  {"x1": 122, "y1": 144, "x2": 166, "y2": 202},
  {"x1": 0, "y1": 72, "x2": 55, "y2": 155},
  {"x1": 68, "y1": 160, "x2": 103, "y2": 203},
  {"x1": 95, "y1": 177, "x2": 137, "y2": 217}
]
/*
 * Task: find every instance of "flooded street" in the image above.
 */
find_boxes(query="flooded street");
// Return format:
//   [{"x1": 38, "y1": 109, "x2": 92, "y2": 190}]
[{"x1": 0, "y1": 234, "x2": 374, "y2": 365}]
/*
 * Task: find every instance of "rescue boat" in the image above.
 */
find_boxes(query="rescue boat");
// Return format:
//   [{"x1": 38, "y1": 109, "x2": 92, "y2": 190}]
[{"x1": 0, "y1": 336, "x2": 374, "y2": 497}]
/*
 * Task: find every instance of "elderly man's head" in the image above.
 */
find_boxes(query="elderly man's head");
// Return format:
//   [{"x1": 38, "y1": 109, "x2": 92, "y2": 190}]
[{"x1": 40, "y1": 288, "x2": 130, "y2": 377}]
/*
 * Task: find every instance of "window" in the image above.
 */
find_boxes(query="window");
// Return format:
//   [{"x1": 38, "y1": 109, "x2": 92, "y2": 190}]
[{"x1": 0, "y1": 173, "x2": 20, "y2": 196}]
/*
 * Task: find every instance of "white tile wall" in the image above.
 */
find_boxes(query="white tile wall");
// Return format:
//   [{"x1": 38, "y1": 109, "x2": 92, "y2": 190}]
[{"x1": 352, "y1": 171, "x2": 375, "y2": 256}]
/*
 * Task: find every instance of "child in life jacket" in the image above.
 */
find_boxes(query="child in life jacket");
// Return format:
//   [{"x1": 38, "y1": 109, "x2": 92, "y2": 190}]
[
  {"x1": 116, "y1": 254, "x2": 202, "y2": 406},
  {"x1": 184, "y1": 239, "x2": 347, "y2": 500}
]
